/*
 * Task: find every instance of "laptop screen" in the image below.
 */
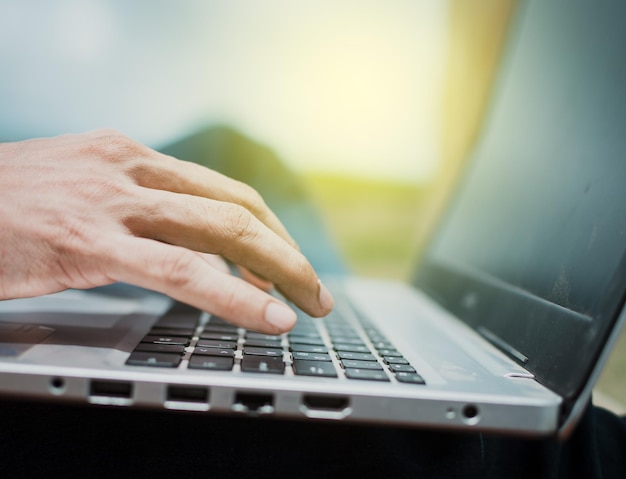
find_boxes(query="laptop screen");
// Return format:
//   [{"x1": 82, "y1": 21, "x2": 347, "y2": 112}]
[{"x1": 415, "y1": 0, "x2": 626, "y2": 407}]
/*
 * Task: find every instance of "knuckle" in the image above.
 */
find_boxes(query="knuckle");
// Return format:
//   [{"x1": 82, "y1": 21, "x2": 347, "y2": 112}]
[
  {"x1": 82, "y1": 132, "x2": 150, "y2": 166},
  {"x1": 218, "y1": 202, "x2": 257, "y2": 244},
  {"x1": 291, "y1": 251, "x2": 313, "y2": 281},
  {"x1": 235, "y1": 181, "x2": 266, "y2": 214}
]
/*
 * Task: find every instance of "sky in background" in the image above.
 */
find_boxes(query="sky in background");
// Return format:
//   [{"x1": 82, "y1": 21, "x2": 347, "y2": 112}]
[{"x1": 0, "y1": 0, "x2": 448, "y2": 182}]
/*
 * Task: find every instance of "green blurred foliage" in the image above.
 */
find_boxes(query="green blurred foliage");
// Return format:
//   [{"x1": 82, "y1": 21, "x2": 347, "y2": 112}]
[{"x1": 302, "y1": 173, "x2": 426, "y2": 280}]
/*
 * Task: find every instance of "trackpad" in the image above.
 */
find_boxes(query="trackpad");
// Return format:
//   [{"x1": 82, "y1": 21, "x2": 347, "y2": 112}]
[{"x1": 0, "y1": 322, "x2": 55, "y2": 357}]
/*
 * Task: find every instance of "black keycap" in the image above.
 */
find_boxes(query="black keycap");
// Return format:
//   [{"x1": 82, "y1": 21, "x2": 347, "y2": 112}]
[
  {"x1": 288, "y1": 337, "x2": 326, "y2": 346},
  {"x1": 383, "y1": 356, "x2": 409, "y2": 365},
  {"x1": 141, "y1": 335, "x2": 189, "y2": 346},
  {"x1": 293, "y1": 360, "x2": 338, "y2": 378},
  {"x1": 241, "y1": 355, "x2": 285, "y2": 374},
  {"x1": 168, "y1": 301, "x2": 201, "y2": 315},
  {"x1": 344, "y1": 368, "x2": 389, "y2": 382},
  {"x1": 206, "y1": 315, "x2": 235, "y2": 326},
  {"x1": 377, "y1": 349, "x2": 401, "y2": 357},
  {"x1": 149, "y1": 328, "x2": 195, "y2": 337},
  {"x1": 204, "y1": 317, "x2": 238, "y2": 332},
  {"x1": 194, "y1": 347, "x2": 235, "y2": 357},
  {"x1": 290, "y1": 344, "x2": 329, "y2": 354},
  {"x1": 334, "y1": 344, "x2": 371, "y2": 353},
  {"x1": 200, "y1": 332, "x2": 239, "y2": 342},
  {"x1": 126, "y1": 351, "x2": 181, "y2": 368},
  {"x1": 243, "y1": 346, "x2": 283, "y2": 357},
  {"x1": 292, "y1": 351, "x2": 332, "y2": 362},
  {"x1": 395, "y1": 372, "x2": 426, "y2": 384},
  {"x1": 288, "y1": 331, "x2": 323, "y2": 340},
  {"x1": 372, "y1": 341, "x2": 396, "y2": 350},
  {"x1": 244, "y1": 339, "x2": 283, "y2": 349},
  {"x1": 327, "y1": 328, "x2": 359, "y2": 339},
  {"x1": 336, "y1": 351, "x2": 376, "y2": 361},
  {"x1": 188, "y1": 355, "x2": 234, "y2": 371},
  {"x1": 329, "y1": 337, "x2": 365, "y2": 346},
  {"x1": 388, "y1": 364, "x2": 416, "y2": 373},
  {"x1": 340, "y1": 359, "x2": 383, "y2": 370},
  {"x1": 196, "y1": 340, "x2": 237, "y2": 350},
  {"x1": 245, "y1": 332, "x2": 282, "y2": 341},
  {"x1": 202, "y1": 325, "x2": 239, "y2": 334},
  {"x1": 134, "y1": 343, "x2": 186, "y2": 354}
]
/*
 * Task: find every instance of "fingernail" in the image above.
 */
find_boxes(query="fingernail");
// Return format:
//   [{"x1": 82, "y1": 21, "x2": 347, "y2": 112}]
[
  {"x1": 318, "y1": 280, "x2": 334, "y2": 313},
  {"x1": 265, "y1": 302, "x2": 297, "y2": 330}
]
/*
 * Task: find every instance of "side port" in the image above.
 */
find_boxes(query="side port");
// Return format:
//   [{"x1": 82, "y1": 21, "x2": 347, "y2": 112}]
[
  {"x1": 167, "y1": 385, "x2": 209, "y2": 403},
  {"x1": 232, "y1": 392, "x2": 274, "y2": 415},
  {"x1": 462, "y1": 404, "x2": 480, "y2": 425},
  {"x1": 300, "y1": 394, "x2": 352, "y2": 420},
  {"x1": 89, "y1": 380, "x2": 133, "y2": 406},
  {"x1": 164, "y1": 385, "x2": 210, "y2": 411}
]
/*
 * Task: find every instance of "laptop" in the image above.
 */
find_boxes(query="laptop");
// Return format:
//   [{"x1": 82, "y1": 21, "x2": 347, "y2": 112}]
[{"x1": 1, "y1": 0, "x2": 625, "y2": 439}]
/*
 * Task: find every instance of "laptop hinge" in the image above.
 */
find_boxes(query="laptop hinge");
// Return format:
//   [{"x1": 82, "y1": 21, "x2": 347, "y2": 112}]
[
  {"x1": 477, "y1": 326, "x2": 529, "y2": 364},
  {"x1": 504, "y1": 372, "x2": 535, "y2": 379}
]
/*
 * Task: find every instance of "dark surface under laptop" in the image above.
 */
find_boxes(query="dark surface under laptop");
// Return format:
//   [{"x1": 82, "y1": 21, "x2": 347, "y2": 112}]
[{"x1": 1, "y1": 0, "x2": 626, "y2": 440}]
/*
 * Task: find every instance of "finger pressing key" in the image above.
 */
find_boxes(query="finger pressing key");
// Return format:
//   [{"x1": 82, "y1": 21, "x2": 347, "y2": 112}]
[{"x1": 126, "y1": 187, "x2": 334, "y2": 318}]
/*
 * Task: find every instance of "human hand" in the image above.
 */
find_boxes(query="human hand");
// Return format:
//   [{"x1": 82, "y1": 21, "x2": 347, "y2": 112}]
[{"x1": 0, "y1": 130, "x2": 334, "y2": 333}]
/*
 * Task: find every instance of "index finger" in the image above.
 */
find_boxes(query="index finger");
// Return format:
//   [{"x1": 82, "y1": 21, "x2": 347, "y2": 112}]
[{"x1": 128, "y1": 188, "x2": 334, "y2": 318}]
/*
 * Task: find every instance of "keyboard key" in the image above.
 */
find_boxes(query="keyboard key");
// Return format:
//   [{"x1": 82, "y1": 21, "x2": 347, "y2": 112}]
[
  {"x1": 243, "y1": 346, "x2": 283, "y2": 357},
  {"x1": 291, "y1": 351, "x2": 332, "y2": 362},
  {"x1": 293, "y1": 360, "x2": 338, "y2": 378},
  {"x1": 336, "y1": 351, "x2": 376, "y2": 361},
  {"x1": 203, "y1": 317, "x2": 238, "y2": 332},
  {"x1": 202, "y1": 325, "x2": 239, "y2": 334},
  {"x1": 200, "y1": 333, "x2": 239, "y2": 342},
  {"x1": 372, "y1": 341, "x2": 396, "y2": 350},
  {"x1": 241, "y1": 355, "x2": 285, "y2": 374},
  {"x1": 288, "y1": 330, "x2": 320, "y2": 339},
  {"x1": 244, "y1": 339, "x2": 283, "y2": 349},
  {"x1": 329, "y1": 337, "x2": 365, "y2": 346},
  {"x1": 149, "y1": 328, "x2": 195, "y2": 337},
  {"x1": 395, "y1": 372, "x2": 426, "y2": 384},
  {"x1": 126, "y1": 351, "x2": 182, "y2": 368},
  {"x1": 141, "y1": 335, "x2": 189, "y2": 346},
  {"x1": 377, "y1": 349, "x2": 402, "y2": 357},
  {"x1": 194, "y1": 347, "x2": 235, "y2": 357},
  {"x1": 327, "y1": 328, "x2": 360, "y2": 339},
  {"x1": 134, "y1": 343, "x2": 186, "y2": 354},
  {"x1": 383, "y1": 356, "x2": 409, "y2": 365},
  {"x1": 340, "y1": 359, "x2": 383, "y2": 370},
  {"x1": 333, "y1": 344, "x2": 371, "y2": 353},
  {"x1": 196, "y1": 340, "x2": 237, "y2": 350},
  {"x1": 345, "y1": 368, "x2": 389, "y2": 382},
  {"x1": 388, "y1": 364, "x2": 416, "y2": 373},
  {"x1": 188, "y1": 355, "x2": 234, "y2": 371},
  {"x1": 245, "y1": 332, "x2": 282, "y2": 341},
  {"x1": 288, "y1": 336, "x2": 325, "y2": 346},
  {"x1": 290, "y1": 344, "x2": 329, "y2": 354}
]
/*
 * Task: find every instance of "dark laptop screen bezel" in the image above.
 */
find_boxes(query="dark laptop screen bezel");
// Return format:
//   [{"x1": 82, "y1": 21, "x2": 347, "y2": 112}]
[{"x1": 414, "y1": 0, "x2": 626, "y2": 414}]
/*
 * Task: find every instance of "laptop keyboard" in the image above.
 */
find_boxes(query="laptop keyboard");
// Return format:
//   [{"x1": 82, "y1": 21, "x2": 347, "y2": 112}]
[{"x1": 126, "y1": 301, "x2": 425, "y2": 385}]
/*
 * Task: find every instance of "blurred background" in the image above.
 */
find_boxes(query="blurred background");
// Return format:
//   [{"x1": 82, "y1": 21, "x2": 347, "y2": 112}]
[{"x1": 0, "y1": 0, "x2": 623, "y2": 412}]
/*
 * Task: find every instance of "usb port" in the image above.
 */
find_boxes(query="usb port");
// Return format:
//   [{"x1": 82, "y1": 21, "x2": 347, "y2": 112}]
[
  {"x1": 167, "y1": 386, "x2": 209, "y2": 403},
  {"x1": 89, "y1": 380, "x2": 133, "y2": 399}
]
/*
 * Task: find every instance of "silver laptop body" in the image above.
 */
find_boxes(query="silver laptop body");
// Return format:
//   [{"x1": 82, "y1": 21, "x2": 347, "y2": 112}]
[{"x1": 1, "y1": 0, "x2": 625, "y2": 439}]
